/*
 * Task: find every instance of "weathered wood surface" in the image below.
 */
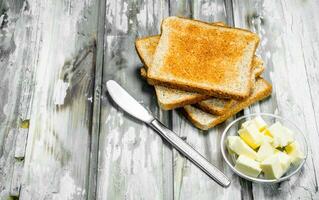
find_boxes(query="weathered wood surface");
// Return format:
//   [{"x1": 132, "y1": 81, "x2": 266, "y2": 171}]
[
  {"x1": 96, "y1": 0, "x2": 173, "y2": 199},
  {"x1": 1, "y1": 0, "x2": 319, "y2": 199},
  {"x1": 0, "y1": 0, "x2": 38, "y2": 198},
  {"x1": 233, "y1": 0, "x2": 319, "y2": 199},
  {"x1": 169, "y1": 1, "x2": 249, "y2": 200},
  {"x1": 1, "y1": 0, "x2": 100, "y2": 199},
  {"x1": 19, "y1": 0, "x2": 100, "y2": 198}
]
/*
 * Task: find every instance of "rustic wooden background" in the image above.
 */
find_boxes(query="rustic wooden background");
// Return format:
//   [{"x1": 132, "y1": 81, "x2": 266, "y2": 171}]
[{"x1": 1, "y1": 0, "x2": 319, "y2": 199}]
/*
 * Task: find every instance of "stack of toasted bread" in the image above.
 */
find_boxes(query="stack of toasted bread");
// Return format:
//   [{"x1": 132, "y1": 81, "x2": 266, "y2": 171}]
[{"x1": 136, "y1": 17, "x2": 272, "y2": 130}]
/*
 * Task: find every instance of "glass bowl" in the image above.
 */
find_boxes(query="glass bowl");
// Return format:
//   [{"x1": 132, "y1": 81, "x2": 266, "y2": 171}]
[{"x1": 220, "y1": 113, "x2": 308, "y2": 183}]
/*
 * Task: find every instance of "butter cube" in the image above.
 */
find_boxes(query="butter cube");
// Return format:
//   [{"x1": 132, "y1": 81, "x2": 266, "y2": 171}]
[
  {"x1": 285, "y1": 141, "x2": 305, "y2": 164},
  {"x1": 267, "y1": 122, "x2": 293, "y2": 148},
  {"x1": 253, "y1": 116, "x2": 268, "y2": 131},
  {"x1": 261, "y1": 154, "x2": 284, "y2": 179},
  {"x1": 238, "y1": 123, "x2": 262, "y2": 149},
  {"x1": 226, "y1": 136, "x2": 257, "y2": 159},
  {"x1": 276, "y1": 151, "x2": 291, "y2": 172},
  {"x1": 281, "y1": 126, "x2": 294, "y2": 144},
  {"x1": 261, "y1": 134, "x2": 274, "y2": 144},
  {"x1": 257, "y1": 142, "x2": 275, "y2": 162},
  {"x1": 241, "y1": 120, "x2": 252, "y2": 129},
  {"x1": 235, "y1": 155, "x2": 262, "y2": 178},
  {"x1": 242, "y1": 117, "x2": 268, "y2": 131},
  {"x1": 267, "y1": 122, "x2": 283, "y2": 147}
]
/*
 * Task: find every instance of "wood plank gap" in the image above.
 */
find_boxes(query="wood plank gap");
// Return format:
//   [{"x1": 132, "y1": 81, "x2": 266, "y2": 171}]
[
  {"x1": 224, "y1": 0, "x2": 235, "y2": 26},
  {"x1": 87, "y1": 0, "x2": 106, "y2": 199}
]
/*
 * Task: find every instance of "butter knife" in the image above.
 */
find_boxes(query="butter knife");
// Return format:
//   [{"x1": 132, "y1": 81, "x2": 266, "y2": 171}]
[{"x1": 106, "y1": 80, "x2": 231, "y2": 188}]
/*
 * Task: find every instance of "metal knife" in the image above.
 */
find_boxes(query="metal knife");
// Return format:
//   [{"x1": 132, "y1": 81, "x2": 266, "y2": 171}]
[{"x1": 106, "y1": 80, "x2": 231, "y2": 188}]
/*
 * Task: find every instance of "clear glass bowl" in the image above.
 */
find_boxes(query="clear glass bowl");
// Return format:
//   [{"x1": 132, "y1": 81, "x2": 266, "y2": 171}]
[{"x1": 220, "y1": 113, "x2": 308, "y2": 183}]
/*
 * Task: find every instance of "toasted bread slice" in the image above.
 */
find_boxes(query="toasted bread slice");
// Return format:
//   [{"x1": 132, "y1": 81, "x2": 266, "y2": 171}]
[
  {"x1": 183, "y1": 78, "x2": 272, "y2": 130},
  {"x1": 140, "y1": 64, "x2": 264, "y2": 111},
  {"x1": 135, "y1": 21, "x2": 227, "y2": 70},
  {"x1": 136, "y1": 27, "x2": 264, "y2": 110},
  {"x1": 147, "y1": 17, "x2": 260, "y2": 99},
  {"x1": 140, "y1": 67, "x2": 209, "y2": 108},
  {"x1": 195, "y1": 98, "x2": 236, "y2": 116},
  {"x1": 140, "y1": 67, "x2": 147, "y2": 78},
  {"x1": 196, "y1": 64, "x2": 264, "y2": 115},
  {"x1": 141, "y1": 57, "x2": 264, "y2": 80},
  {"x1": 154, "y1": 85, "x2": 209, "y2": 109},
  {"x1": 136, "y1": 36, "x2": 159, "y2": 70}
]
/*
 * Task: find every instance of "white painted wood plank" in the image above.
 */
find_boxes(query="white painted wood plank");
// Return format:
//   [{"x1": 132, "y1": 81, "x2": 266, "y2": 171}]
[
  {"x1": 18, "y1": 0, "x2": 99, "y2": 199},
  {"x1": 10, "y1": 160, "x2": 24, "y2": 196},
  {"x1": 233, "y1": 0, "x2": 319, "y2": 199},
  {"x1": 87, "y1": 0, "x2": 105, "y2": 199},
  {"x1": 96, "y1": 0, "x2": 173, "y2": 199},
  {"x1": 0, "y1": 0, "x2": 37, "y2": 198},
  {"x1": 15, "y1": 128, "x2": 28, "y2": 159},
  {"x1": 169, "y1": 0, "x2": 251, "y2": 199}
]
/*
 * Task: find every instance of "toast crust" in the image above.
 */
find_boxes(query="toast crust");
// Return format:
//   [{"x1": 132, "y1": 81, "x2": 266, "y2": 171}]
[
  {"x1": 141, "y1": 65, "x2": 264, "y2": 112},
  {"x1": 148, "y1": 17, "x2": 260, "y2": 99},
  {"x1": 196, "y1": 64, "x2": 264, "y2": 115},
  {"x1": 196, "y1": 99, "x2": 236, "y2": 116},
  {"x1": 147, "y1": 77, "x2": 248, "y2": 99},
  {"x1": 138, "y1": 52, "x2": 264, "y2": 110},
  {"x1": 140, "y1": 67, "x2": 147, "y2": 78},
  {"x1": 141, "y1": 68, "x2": 209, "y2": 109},
  {"x1": 135, "y1": 36, "x2": 160, "y2": 69},
  {"x1": 136, "y1": 20, "x2": 262, "y2": 109},
  {"x1": 183, "y1": 78, "x2": 272, "y2": 130},
  {"x1": 155, "y1": 86, "x2": 209, "y2": 110}
]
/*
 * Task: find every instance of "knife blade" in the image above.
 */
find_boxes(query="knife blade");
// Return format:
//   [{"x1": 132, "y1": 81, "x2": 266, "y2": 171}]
[
  {"x1": 106, "y1": 80, "x2": 154, "y2": 123},
  {"x1": 106, "y1": 80, "x2": 231, "y2": 188}
]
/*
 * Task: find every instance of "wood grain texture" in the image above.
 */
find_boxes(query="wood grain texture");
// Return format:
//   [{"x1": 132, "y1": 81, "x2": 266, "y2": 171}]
[
  {"x1": 233, "y1": 0, "x2": 319, "y2": 199},
  {"x1": 169, "y1": 0, "x2": 252, "y2": 199},
  {"x1": 13, "y1": 0, "x2": 99, "y2": 199},
  {"x1": 87, "y1": 0, "x2": 105, "y2": 199},
  {"x1": 1, "y1": 0, "x2": 319, "y2": 199},
  {"x1": 0, "y1": 0, "x2": 37, "y2": 198},
  {"x1": 96, "y1": 0, "x2": 173, "y2": 199}
]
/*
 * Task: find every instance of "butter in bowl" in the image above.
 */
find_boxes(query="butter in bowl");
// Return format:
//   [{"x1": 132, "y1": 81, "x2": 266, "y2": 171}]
[{"x1": 221, "y1": 113, "x2": 307, "y2": 183}]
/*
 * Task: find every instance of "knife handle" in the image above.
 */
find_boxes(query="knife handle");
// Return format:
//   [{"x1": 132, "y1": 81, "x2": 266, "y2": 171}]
[{"x1": 150, "y1": 119, "x2": 231, "y2": 188}]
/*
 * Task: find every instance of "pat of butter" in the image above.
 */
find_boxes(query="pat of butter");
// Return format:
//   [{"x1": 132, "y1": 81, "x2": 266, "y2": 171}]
[
  {"x1": 281, "y1": 124, "x2": 294, "y2": 147},
  {"x1": 282, "y1": 126, "x2": 295, "y2": 143},
  {"x1": 238, "y1": 123, "x2": 262, "y2": 149},
  {"x1": 227, "y1": 136, "x2": 257, "y2": 159},
  {"x1": 267, "y1": 122, "x2": 294, "y2": 148},
  {"x1": 276, "y1": 151, "x2": 291, "y2": 172},
  {"x1": 285, "y1": 141, "x2": 305, "y2": 164},
  {"x1": 261, "y1": 154, "x2": 284, "y2": 179},
  {"x1": 235, "y1": 155, "x2": 262, "y2": 178},
  {"x1": 257, "y1": 142, "x2": 275, "y2": 162},
  {"x1": 242, "y1": 116, "x2": 268, "y2": 132},
  {"x1": 261, "y1": 134, "x2": 273, "y2": 144},
  {"x1": 253, "y1": 116, "x2": 268, "y2": 131}
]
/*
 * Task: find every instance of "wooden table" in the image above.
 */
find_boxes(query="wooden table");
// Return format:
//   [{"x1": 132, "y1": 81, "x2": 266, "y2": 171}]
[{"x1": 1, "y1": 0, "x2": 319, "y2": 199}]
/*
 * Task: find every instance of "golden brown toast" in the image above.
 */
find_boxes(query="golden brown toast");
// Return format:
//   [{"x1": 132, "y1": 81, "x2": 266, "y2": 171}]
[
  {"x1": 147, "y1": 17, "x2": 260, "y2": 99},
  {"x1": 196, "y1": 63, "x2": 264, "y2": 115},
  {"x1": 135, "y1": 21, "x2": 227, "y2": 70},
  {"x1": 183, "y1": 78, "x2": 272, "y2": 130},
  {"x1": 136, "y1": 22, "x2": 264, "y2": 111},
  {"x1": 140, "y1": 64, "x2": 264, "y2": 112}
]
